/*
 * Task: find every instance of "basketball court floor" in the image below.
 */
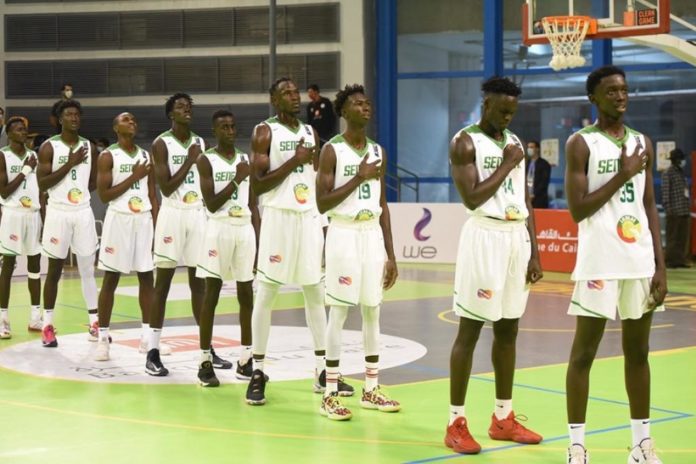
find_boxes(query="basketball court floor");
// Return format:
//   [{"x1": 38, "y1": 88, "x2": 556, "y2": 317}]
[{"x1": 0, "y1": 263, "x2": 694, "y2": 463}]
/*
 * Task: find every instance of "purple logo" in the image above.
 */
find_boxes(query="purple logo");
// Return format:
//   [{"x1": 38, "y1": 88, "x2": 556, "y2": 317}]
[{"x1": 413, "y1": 208, "x2": 432, "y2": 242}]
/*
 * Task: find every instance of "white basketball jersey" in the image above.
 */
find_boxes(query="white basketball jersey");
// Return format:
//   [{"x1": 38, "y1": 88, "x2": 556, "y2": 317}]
[
  {"x1": 459, "y1": 124, "x2": 528, "y2": 221},
  {"x1": 259, "y1": 117, "x2": 317, "y2": 212},
  {"x1": 156, "y1": 130, "x2": 205, "y2": 208},
  {"x1": 46, "y1": 135, "x2": 92, "y2": 208},
  {"x1": 0, "y1": 146, "x2": 40, "y2": 211},
  {"x1": 106, "y1": 144, "x2": 152, "y2": 214},
  {"x1": 572, "y1": 125, "x2": 655, "y2": 280},
  {"x1": 203, "y1": 148, "x2": 251, "y2": 224},
  {"x1": 327, "y1": 135, "x2": 383, "y2": 222}
]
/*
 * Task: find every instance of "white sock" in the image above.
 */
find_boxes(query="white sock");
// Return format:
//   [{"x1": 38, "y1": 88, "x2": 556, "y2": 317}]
[
  {"x1": 325, "y1": 365, "x2": 339, "y2": 397},
  {"x1": 88, "y1": 312, "x2": 98, "y2": 325},
  {"x1": 360, "y1": 304, "x2": 381, "y2": 355},
  {"x1": 43, "y1": 309, "x2": 54, "y2": 326},
  {"x1": 568, "y1": 423, "x2": 586, "y2": 446},
  {"x1": 98, "y1": 326, "x2": 110, "y2": 342},
  {"x1": 149, "y1": 327, "x2": 161, "y2": 351},
  {"x1": 495, "y1": 398, "x2": 512, "y2": 420},
  {"x1": 76, "y1": 254, "x2": 98, "y2": 310},
  {"x1": 239, "y1": 345, "x2": 252, "y2": 364},
  {"x1": 141, "y1": 322, "x2": 150, "y2": 340},
  {"x1": 253, "y1": 357, "x2": 265, "y2": 372},
  {"x1": 31, "y1": 305, "x2": 41, "y2": 319},
  {"x1": 301, "y1": 283, "x2": 327, "y2": 351},
  {"x1": 315, "y1": 354, "x2": 326, "y2": 373},
  {"x1": 0, "y1": 308, "x2": 8, "y2": 321},
  {"x1": 631, "y1": 419, "x2": 650, "y2": 447},
  {"x1": 251, "y1": 281, "x2": 279, "y2": 361},
  {"x1": 449, "y1": 405, "x2": 465, "y2": 426},
  {"x1": 365, "y1": 361, "x2": 379, "y2": 391},
  {"x1": 326, "y1": 306, "x2": 349, "y2": 361},
  {"x1": 201, "y1": 349, "x2": 212, "y2": 364}
]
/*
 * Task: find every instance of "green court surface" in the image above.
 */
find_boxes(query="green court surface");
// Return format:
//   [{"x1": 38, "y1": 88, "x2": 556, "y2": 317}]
[{"x1": 0, "y1": 265, "x2": 694, "y2": 463}]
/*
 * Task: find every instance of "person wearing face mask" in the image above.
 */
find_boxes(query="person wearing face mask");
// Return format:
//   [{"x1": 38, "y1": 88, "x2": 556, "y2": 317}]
[
  {"x1": 526, "y1": 140, "x2": 551, "y2": 208},
  {"x1": 661, "y1": 148, "x2": 691, "y2": 268},
  {"x1": 49, "y1": 83, "x2": 74, "y2": 134}
]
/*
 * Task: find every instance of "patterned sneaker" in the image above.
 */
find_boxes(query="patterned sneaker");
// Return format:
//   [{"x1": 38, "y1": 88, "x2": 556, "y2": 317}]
[
  {"x1": 320, "y1": 392, "x2": 353, "y2": 421},
  {"x1": 567, "y1": 443, "x2": 589, "y2": 464},
  {"x1": 211, "y1": 348, "x2": 232, "y2": 369},
  {"x1": 145, "y1": 349, "x2": 169, "y2": 377},
  {"x1": 0, "y1": 320, "x2": 11, "y2": 339},
  {"x1": 197, "y1": 360, "x2": 219, "y2": 387},
  {"x1": 88, "y1": 321, "x2": 112, "y2": 343},
  {"x1": 444, "y1": 417, "x2": 481, "y2": 454},
  {"x1": 94, "y1": 339, "x2": 110, "y2": 361},
  {"x1": 360, "y1": 385, "x2": 401, "y2": 412},
  {"x1": 27, "y1": 315, "x2": 43, "y2": 332},
  {"x1": 314, "y1": 369, "x2": 355, "y2": 397},
  {"x1": 245, "y1": 369, "x2": 267, "y2": 405},
  {"x1": 627, "y1": 438, "x2": 662, "y2": 464},
  {"x1": 488, "y1": 411, "x2": 542, "y2": 444},
  {"x1": 41, "y1": 325, "x2": 58, "y2": 347}
]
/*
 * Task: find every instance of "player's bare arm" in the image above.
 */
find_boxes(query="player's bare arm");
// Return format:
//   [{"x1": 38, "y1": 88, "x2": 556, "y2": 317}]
[
  {"x1": 641, "y1": 136, "x2": 667, "y2": 307},
  {"x1": 152, "y1": 137, "x2": 200, "y2": 197},
  {"x1": 0, "y1": 152, "x2": 36, "y2": 199},
  {"x1": 315, "y1": 143, "x2": 380, "y2": 214},
  {"x1": 250, "y1": 123, "x2": 314, "y2": 195},
  {"x1": 523, "y1": 161, "x2": 543, "y2": 284},
  {"x1": 565, "y1": 133, "x2": 647, "y2": 223},
  {"x1": 147, "y1": 164, "x2": 159, "y2": 226},
  {"x1": 197, "y1": 154, "x2": 248, "y2": 213},
  {"x1": 312, "y1": 127, "x2": 321, "y2": 171},
  {"x1": 88, "y1": 141, "x2": 98, "y2": 192},
  {"x1": 36, "y1": 141, "x2": 87, "y2": 192},
  {"x1": 450, "y1": 131, "x2": 523, "y2": 209},
  {"x1": 248, "y1": 168, "x2": 261, "y2": 269},
  {"x1": 96, "y1": 150, "x2": 150, "y2": 204},
  {"x1": 378, "y1": 148, "x2": 398, "y2": 290}
]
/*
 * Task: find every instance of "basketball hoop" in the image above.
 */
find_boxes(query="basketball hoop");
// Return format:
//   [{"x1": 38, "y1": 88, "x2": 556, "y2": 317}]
[{"x1": 541, "y1": 16, "x2": 597, "y2": 71}]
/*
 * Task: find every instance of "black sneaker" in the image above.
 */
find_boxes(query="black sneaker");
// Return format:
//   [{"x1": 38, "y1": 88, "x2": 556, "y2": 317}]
[
  {"x1": 210, "y1": 347, "x2": 233, "y2": 369},
  {"x1": 314, "y1": 369, "x2": 355, "y2": 397},
  {"x1": 145, "y1": 349, "x2": 169, "y2": 377},
  {"x1": 198, "y1": 360, "x2": 220, "y2": 387},
  {"x1": 245, "y1": 369, "x2": 267, "y2": 405},
  {"x1": 236, "y1": 359, "x2": 270, "y2": 382}
]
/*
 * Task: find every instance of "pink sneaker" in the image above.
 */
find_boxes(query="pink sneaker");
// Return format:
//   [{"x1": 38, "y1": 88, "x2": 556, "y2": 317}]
[{"x1": 42, "y1": 325, "x2": 58, "y2": 347}]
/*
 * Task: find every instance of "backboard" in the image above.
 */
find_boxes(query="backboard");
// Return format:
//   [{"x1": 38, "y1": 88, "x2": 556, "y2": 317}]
[{"x1": 523, "y1": 0, "x2": 671, "y2": 45}]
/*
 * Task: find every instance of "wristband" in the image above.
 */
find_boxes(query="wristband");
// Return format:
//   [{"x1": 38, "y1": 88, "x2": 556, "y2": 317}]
[{"x1": 21, "y1": 165, "x2": 33, "y2": 176}]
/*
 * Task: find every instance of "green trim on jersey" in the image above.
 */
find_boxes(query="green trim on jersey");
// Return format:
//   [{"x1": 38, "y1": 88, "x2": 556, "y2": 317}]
[
  {"x1": 97, "y1": 259, "x2": 121, "y2": 273},
  {"x1": 0, "y1": 243, "x2": 19, "y2": 256},
  {"x1": 0, "y1": 146, "x2": 29, "y2": 160},
  {"x1": 153, "y1": 252, "x2": 177, "y2": 263},
  {"x1": 49, "y1": 134, "x2": 89, "y2": 150},
  {"x1": 463, "y1": 124, "x2": 509, "y2": 149},
  {"x1": 579, "y1": 124, "x2": 639, "y2": 148},
  {"x1": 111, "y1": 143, "x2": 142, "y2": 158},
  {"x1": 256, "y1": 269, "x2": 285, "y2": 285},
  {"x1": 41, "y1": 247, "x2": 62, "y2": 259},
  {"x1": 206, "y1": 147, "x2": 240, "y2": 165},
  {"x1": 329, "y1": 135, "x2": 371, "y2": 158},
  {"x1": 570, "y1": 300, "x2": 611, "y2": 319},
  {"x1": 265, "y1": 116, "x2": 302, "y2": 134},
  {"x1": 197, "y1": 265, "x2": 221, "y2": 280},
  {"x1": 327, "y1": 292, "x2": 357, "y2": 307},
  {"x1": 159, "y1": 130, "x2": 201, "y2": 150},
  {"x1": 454, "y1": 301, "x2": 494, "y2": 322}
]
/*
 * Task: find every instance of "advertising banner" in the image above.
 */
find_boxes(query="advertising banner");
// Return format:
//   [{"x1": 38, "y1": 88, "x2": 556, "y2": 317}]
[{"x1": 533, "y1": 209, "x2": 578, "y2": 273}]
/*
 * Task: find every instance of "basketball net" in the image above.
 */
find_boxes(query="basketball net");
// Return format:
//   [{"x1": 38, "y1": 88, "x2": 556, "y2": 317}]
[{"x1": 542, "y1": 16, "x2": 594, "y2": 71}]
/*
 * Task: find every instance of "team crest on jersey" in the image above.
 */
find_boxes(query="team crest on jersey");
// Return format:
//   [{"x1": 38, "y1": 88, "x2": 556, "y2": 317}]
[
  {"x1": 67, "y1": 188, "x2": 83, "y2": 204},
  {"x1": 128, "y1": 197, "x2": 143, "y2": 213},
  {"x1": 228, "y1": 206, "x2": 243, "y2": 218},
  {"x1": 19, "y1": 196, "x2": 32, "y2": 208},
  {"x1": 163, "y1": 236, "x2": 173, "y2": 244},
  {"x1": 477, "y1": 289, "x2": 493, "y2": 300},
  {"x1": 9, "y1": 234, "x2": 18, "y2": 242},
  {"x1": 183, "y1": 191, "x2": 199, "y2": 204},
  {"x1": 104, "y1": 247, "x2": 115, "y2": 255},
  {"x1": 504, "y1": 205, "x2": 523, "y2": 221},
  {"x1": 293, "y1": 183, "x2": 310, "y2": 204},
  {"x1": 617, "y1": 215, "x2": 641, "y2": 243},
  {"x1": 355, "y1": 209, "x2": 375, "y2": 221},
  {"x1": 269, "y1": 255, "x2": 282, "y2": 264},
  {"x1": 338, "y1": 276, "x2": 352, "y2": 286},
  {"x1": 208, "y1": 249, "x2": 218, "y2": 258},
  {"x1": 587, "y1": 280, "x2": 604, "y2": 290}
]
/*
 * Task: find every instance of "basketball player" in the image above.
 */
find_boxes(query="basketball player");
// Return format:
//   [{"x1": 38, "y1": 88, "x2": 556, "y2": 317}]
[
  {"x1": 196, "y1": 110, "x2": 260, "y2": 386},
  {"x1": 149, "y1": 93, "x2": 230, "y2": 370},
  {"x1": 0, "y1": 117, "x2": 42, "y2": 339},
  {"x1": 246, "y1": 77, "x2": 353, "y2": 405},
  {"x1": 444, "y1": 77, "x2": 544, "y2": 454},
  {"x1": 564, "y1": 66, "x2": 666, "y2": 464},
  {"x1": 93, "y1": 113, "x2": 159, "y2": 364},
  {"x1": 37, "y1": 100, "x2": 99, "y2": 348},
  {"x1": 316, "y1": 84, "x2": 399, "y2": 420}
]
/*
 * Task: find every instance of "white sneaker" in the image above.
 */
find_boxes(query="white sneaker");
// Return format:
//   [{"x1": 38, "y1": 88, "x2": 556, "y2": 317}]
[
  {"x1": 27, "y1": 315, "x2": 43, "y2": 332},
  {"x1": 628, "y1": 438, "x2": 662, "y2": 464},
  {"x1": 567, "y1": 443, "x2": 589, "y2": 464},
  {"x1": 0, "y1": 320, "x2": 11, "y2": 339},
  {"x1": 139, "y1": 337, "x2": 171, "y2": 355},
  {"x1": 94, "y1": 340, "x2": 110, "y2": 361}
]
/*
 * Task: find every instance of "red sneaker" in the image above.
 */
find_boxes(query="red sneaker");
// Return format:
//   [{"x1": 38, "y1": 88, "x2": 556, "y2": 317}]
[
  {"x1": 488, "y1": 411, "x2": 542, "y2": 444},
  {"x1": 444, "y1": 417, "x2": 481, "y2": 454},
  {"x1": 42, "y1": 324, "x2": 58, "y2": 348}
]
